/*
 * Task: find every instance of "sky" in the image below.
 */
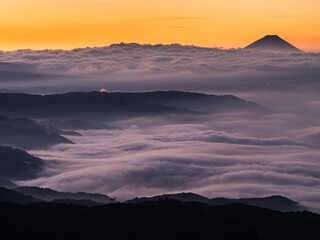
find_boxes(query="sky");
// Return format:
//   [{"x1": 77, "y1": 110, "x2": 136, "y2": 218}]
[{"x1": 0, "y1": 0, "x2": 319, "y2": 51}]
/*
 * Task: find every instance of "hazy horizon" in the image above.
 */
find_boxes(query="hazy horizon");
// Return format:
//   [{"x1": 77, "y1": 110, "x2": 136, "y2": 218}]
[
  {"x1": 0, "y1": 39, "x2": 319, "y2": 53},
  {"x1": 1, "y1": 0, "x2": 320, "y2": 51}
]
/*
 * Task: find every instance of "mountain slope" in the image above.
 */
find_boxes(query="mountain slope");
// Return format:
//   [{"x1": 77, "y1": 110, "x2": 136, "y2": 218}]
[
  {"x1": 0, "y1": 115, "x2": 74, "y2": 150},
  {"x1": 0, "y1": 178, "x2": 17, "y2": 188},
  {"x1": 108, "y1": 91, "x2": 264, "y2": 113},
  {"x1": 0, "y1": 91, "x2": 265, "y2": 121},
  {"x1": 14, "y1": 186, "x2": 115, "y2": 204},
  {"x1": 245, "y1": 35, "x2": 302, "y2": 52},
  {"x1": 209, "y1": 195, "x2": 303, "y2": 212},
  {"x1": 0, "y1": 146, "x2": 45, "y2": 180},
  {"x1": 127, "y1": 192, "x2": 304, "y2": 212},
  {"x1": 0, "y1": 187, "x2": 39, "y2": 204}
]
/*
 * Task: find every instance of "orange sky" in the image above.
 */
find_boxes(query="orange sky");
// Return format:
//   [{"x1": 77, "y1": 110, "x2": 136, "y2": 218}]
[{"x1": 0, "y1": 0, "x2": 319, "y2": 51}]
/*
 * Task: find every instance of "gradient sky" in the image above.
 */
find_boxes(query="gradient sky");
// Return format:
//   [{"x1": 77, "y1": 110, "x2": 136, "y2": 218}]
[{"x1": 0, "y1": 0, "x2": 319, "y2": 51}]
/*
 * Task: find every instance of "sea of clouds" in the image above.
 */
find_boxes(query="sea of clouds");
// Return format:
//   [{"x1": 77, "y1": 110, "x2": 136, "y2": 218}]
[
  {"x1": 1, "y1": 43, "x2": 320, "y2": 113},
  {"x1": 19, "y1": 113, "x2": 320, "y2": 212},
  {"x1": 1, "y1": 43, "x2": 320, "y2": 210}
]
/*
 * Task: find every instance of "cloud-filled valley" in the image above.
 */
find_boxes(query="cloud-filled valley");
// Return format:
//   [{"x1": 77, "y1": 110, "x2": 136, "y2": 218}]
[
  {"x1": 19, "y1": 115, "x2": 320, "y2": 212},
  {"x1": 0, "y1": 44, "x2": 320, "y2": 212}
]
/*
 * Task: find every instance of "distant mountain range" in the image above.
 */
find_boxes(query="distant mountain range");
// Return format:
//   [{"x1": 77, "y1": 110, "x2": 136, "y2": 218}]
[
  {"x1": 127, "y1": 192, "x2": 305, "y2": 212},
  {"x1": 245, "y1": 35, "x2": 302, "y2": 52},
  {"x1": 0, "y1": 115, "x2": 73, "y2": 149},
  {"x1": 0, "y1": 185, "x2": 305, "y2": 212},
  {"x1": 0, "y1": 91, "x2": 265, "y2": 121}
]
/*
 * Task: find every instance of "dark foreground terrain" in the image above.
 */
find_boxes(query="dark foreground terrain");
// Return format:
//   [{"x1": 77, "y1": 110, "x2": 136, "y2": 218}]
[{"x1": 0, "y1": 200, "x2": 319, "y2": 240}]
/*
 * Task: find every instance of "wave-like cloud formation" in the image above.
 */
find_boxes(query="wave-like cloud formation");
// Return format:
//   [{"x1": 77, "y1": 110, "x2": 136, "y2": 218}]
[
  {"x1": 2, "y1": 44, "x2": 319, "y2": 212},
  {"x1": 152, "y1": 130, "x2": 309, "y2": 147},
  {"x1": 0, "y1": 44, "x2": 318, "y2": 90},
  {"x1": 19, "y1": 117, "x2": 320, "y2": 212}
]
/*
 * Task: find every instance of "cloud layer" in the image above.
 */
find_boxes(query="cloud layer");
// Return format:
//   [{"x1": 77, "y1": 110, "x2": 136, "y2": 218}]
[
  {"x1": 18, "y1": 116, "x2": 320, "y2": 212},
  {"x1": 1, "y1": 44, "x2": 319, "y2": 212},
  {"x1": 1, "y1": 43, "x2": 320, "y2": 115}
]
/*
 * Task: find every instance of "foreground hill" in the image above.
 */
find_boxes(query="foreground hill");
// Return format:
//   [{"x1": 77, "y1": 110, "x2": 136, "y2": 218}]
[
  {"x1": 0, "y1": 115, "x2": 73, "y2": 149},
  {"x1": 0, "y1": 187, "x2": 40, "y2": 204},
  {"x1": 0, "y1": 91, "x2": 264, "y2": 121},
  {"x1": 127, "y1": 192, "x2": 304, "y2": 212},
  {"x1": 0, "y1": 200, "x2": 319, "y2": 240},
  {"x1": 1, "y1": 187, "x2": 305, "y2": 212}
]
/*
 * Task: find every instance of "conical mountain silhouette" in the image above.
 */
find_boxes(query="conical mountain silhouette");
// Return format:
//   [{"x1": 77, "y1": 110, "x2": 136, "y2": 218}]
[{"x1": 245, "y1": 35, "x2": 302, "y2": 52}]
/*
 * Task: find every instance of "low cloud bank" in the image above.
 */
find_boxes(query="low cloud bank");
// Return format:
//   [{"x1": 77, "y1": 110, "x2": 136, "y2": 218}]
[
  {"x1": 1, "y1": 43, "x2": 319, "y2": 115},
  {"x1": 18, "y1": 117, "x2": 320, "y2": 212}
]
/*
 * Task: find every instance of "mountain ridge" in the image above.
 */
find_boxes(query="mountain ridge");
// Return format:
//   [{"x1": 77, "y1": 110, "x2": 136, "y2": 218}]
[
  {"x1": 13, "y1": 186, "x2": 116, "y2": 204},
  {"x1": 127, "y1": 192, "x2": 305, "y2": 212},
  {"x1": 245, "y1": 35, "x2": 302, "y2": 52},
  {"x1": 1, "y1": 200, "x2": 319, "y2": 240},
  {"x1": 0, "y1": 91, "x2": 265, "y2": 121},
  {"x1": 0, "y1": 115, "x2": 74, "y2": 150}
]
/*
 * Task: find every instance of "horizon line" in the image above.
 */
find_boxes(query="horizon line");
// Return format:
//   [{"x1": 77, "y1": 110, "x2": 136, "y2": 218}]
[{"x1": 0, "y1": 41, "x2": 319, "y2": 53}]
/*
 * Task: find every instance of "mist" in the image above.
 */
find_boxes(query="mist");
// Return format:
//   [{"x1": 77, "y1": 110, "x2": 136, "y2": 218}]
[
  {"x1": 1, "y1": 44, "x2": 320, "y2": 211},
  {"x1": 17, "y1": 112, "x2": 320, "y2": 212}
]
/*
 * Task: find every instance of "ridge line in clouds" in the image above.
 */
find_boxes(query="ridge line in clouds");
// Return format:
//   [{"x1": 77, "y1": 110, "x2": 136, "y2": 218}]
[{"x1": 152, "y1": 130, "x2": 311, "y2": 148}]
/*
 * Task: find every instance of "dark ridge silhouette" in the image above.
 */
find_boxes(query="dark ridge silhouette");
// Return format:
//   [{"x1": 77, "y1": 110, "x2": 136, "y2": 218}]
[
  {"x1": 208, "y1": 195, "x2": 304, "y2": 212},
  {"x1": 0, "y1": 114, "x2": 79, "y2": 136},
  {"x1": 0, "y1": 91, "x2": 265, "y2": 121},
  {"x1": 0, "y1": 115, "x2": 74, "y2": 149},
  {"x1": 127, "y1": 192, "x2": 304, "y2": 212},
  {"x1": 44, "y1": 126, "x2": 82, "y2": 136},
  {"x1": 245, "y1": 35, "x2": 302, "y2": 52},
  {"x1": 0, "y1": 92, "x2": 194, "y2": 121},
  {"x1": 14, "y1": 186, "x2": 116, "y2": 204},
  {"x1": 127, "y1": 192, "x2": 210, "y2": 204},
  {"x1": 52, "y1": 198, "x2": 102, "y2": 207},
  {"x1": 0, "y1": 200, "x2": 319, "y2": 240},
  {"x1": 108, "y1": 91, "x2": 264, "y2": 114},
  {"x1": 0, "y1": 146, "x2": 45, "y2": 180},
  {"x1": 0, "y1": 187, "x2": 40, "y2": 204}
]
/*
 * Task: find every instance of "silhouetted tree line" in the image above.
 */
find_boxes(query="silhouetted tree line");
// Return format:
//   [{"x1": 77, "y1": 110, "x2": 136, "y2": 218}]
[{"x1": 0, "y1": 200, "x2": 319, "y2": 240}]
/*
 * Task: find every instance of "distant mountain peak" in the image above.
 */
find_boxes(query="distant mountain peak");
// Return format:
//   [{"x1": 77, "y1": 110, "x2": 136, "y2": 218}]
[{"x1": 245, "y1": 35, "x2": 302, "y2": 52}]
